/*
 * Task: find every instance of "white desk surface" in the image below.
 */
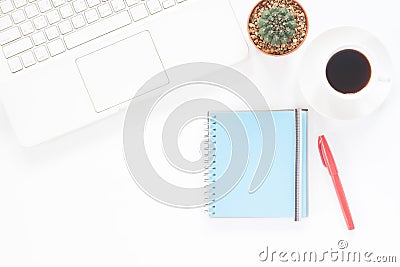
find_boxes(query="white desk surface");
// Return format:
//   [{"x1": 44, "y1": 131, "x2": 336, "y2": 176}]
[{"x1": 0, "y1": 0, "x2": 399, "y2": 266}]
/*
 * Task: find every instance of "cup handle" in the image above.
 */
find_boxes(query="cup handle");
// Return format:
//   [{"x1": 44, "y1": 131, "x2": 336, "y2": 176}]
[{"x1": 378, "y1": 76, "x2": 391, "y2": 83}]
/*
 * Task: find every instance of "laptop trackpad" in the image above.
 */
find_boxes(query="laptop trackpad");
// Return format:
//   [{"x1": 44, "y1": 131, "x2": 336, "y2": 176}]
[{"x1": 76, "y1": 31, "x2": 168, "y2": 112}]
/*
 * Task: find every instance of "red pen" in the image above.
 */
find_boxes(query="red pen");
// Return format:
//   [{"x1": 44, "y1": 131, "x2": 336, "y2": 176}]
[{"x1": 318, "y1": 135, "x2": 355, "y2": 230}]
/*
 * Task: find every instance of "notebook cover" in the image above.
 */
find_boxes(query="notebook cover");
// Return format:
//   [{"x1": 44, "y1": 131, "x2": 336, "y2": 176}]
[{"x1": 208, "y1": 110, "x2": 308, "y2": 218}]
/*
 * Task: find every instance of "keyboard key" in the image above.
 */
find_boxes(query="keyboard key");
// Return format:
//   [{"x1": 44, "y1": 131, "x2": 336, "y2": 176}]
[
  {"x1": 147, "y1": 0, "x2": 161, "y2": 14},
  {"x1": 64, "y1": 11, "x2": 131, "y2": 49},
  {"x1": 87, "y1": 0, "x2": 100, "y2": 8},
  {"x1": 0, "y1": 27, "x2": 21, "y2": 45},
  {"x1": 47, "y1": 9, "x2": 61, "y2": 24},
  {"x1": 72, "y1": 0, "x2": 87, "y2": 13},
  {"x1": 0, "y1": 15, "x2": 13, "y2": 31},
  {"x1": 11, "y1": 9, "x2": 26, "y2": 23},
  {"x1": 129, "y1": 4, "x2": 148, "y2": 21},
  {"x1": 37, "y1": 0, "x2": 52, "y2": 12},
  {"x1": 125, "y1": 0, "x2": 138, "y2": 7},
  {"x1": 98, "y1": 3, "x2": 112, "y2": 17},
  {"x1": 3, "y1": 37, "x2": 33, "y2": 58},
  {"x1": 25, "y1": 4, "x2": 39, "y2": 18},
  {"x1": 162, "y1": 0, "x2": 175, "y2": 9},
  {"x1": 8, "y1": 56, "x2": 23, "y2": 73},
  {"x1": 58, "y1": 20, "x2": 73, "y2": 34},
  {"x1": 110, "y1": 0, "x2": 125, "y2": 12},
  {"x1": 71, "y1": 14, "x2": 85, "y2": 28},
  {"x1": 20, "y1": 50, "x2": 36, "y2": 67},
  {"x1": 20, "y1": 21, "x2": 34, "y2": 35},
  {"x1": 0, "y1": 0, "x2": 14, "y2": 14},
  {"x1": 33, "y1": 46, "x2": 49, "y2": 61},
  {"x1": 33, "y1": 15, "x2": 48, "y2": 29},
  {"x1": 60, "y1": 4, "x2": 74, "y2": 18},
  {"x1": 45, "y1": 25, "x2": 59, "y2": 40},
  {"x1": 85, "y1": 9, "x2": 99, "y2": 23},
  {"x1": 52, "y1": 0, "x2": 66, "y2": 7},
  {"x1": 13, "y1": 0, "x2": 27, "y2": 8},
  {"x1": 47, "y1": 38, "x2": 65, "y2": 56},
  {"x1": 32, "y1": 31, "x2": 46, "y2": 45}
]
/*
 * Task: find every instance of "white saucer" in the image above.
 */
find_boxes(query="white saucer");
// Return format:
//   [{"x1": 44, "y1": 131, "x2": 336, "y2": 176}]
[{"x1": 299, "y1": 27, "x2": 393, "y2": 120}]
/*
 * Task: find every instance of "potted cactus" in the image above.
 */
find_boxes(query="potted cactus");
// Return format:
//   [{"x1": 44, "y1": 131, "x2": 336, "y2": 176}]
[{"x1": 248, "y1": 0, "x2": 308, "y2": 56}]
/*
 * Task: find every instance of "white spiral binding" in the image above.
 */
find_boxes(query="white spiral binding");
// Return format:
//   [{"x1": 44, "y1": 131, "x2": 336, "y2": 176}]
[{"x1": 204, "y1": 114, "x2": 217, "y2": 215}]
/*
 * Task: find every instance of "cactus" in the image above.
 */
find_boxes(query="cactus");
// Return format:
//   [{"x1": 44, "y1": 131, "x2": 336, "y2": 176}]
[{"x1": 258, "y1": 6, "x2": 297, "y2": 46}]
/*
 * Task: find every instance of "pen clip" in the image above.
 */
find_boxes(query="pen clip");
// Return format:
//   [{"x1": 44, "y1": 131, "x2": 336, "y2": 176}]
[{"x1": 318, "y1": 137, "x2": 327, "y2": 167}]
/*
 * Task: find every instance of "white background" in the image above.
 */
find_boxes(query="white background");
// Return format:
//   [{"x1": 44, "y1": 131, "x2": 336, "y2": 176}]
[{"x1": 1, "y1": 0, "x2": 399, "y2": 266}]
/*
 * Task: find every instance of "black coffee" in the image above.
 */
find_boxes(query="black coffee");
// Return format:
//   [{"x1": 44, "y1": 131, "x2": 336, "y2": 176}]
[{"x1": 326, "y1": 49, "x2": 372, "y2": 94}]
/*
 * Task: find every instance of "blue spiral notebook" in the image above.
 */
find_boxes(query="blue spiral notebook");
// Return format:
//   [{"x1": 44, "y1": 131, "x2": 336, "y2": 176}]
[{"x1": 207, "y1": 109, "x2": 308, "y2": 219}]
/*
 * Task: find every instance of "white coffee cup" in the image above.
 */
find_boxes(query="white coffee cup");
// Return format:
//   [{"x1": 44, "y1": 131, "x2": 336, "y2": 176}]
[{"x1": 299, "y1": 27, "x2": 393, "y2": 120}]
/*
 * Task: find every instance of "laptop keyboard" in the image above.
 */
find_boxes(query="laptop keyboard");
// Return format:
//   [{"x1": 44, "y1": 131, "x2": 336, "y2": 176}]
[{"x1": 0, "y1": 0, "x2": 186, "y2": 73}]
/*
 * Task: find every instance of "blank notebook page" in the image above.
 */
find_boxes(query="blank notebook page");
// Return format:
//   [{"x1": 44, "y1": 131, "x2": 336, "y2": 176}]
[{"x1": 208, "y1": 110, "x2": 308, "y2": 218}]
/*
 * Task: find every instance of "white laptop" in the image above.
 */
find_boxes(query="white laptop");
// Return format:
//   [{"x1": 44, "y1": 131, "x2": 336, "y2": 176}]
[{"x1": 0, "y1": 0, "x2": 248, "y2": 146}]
